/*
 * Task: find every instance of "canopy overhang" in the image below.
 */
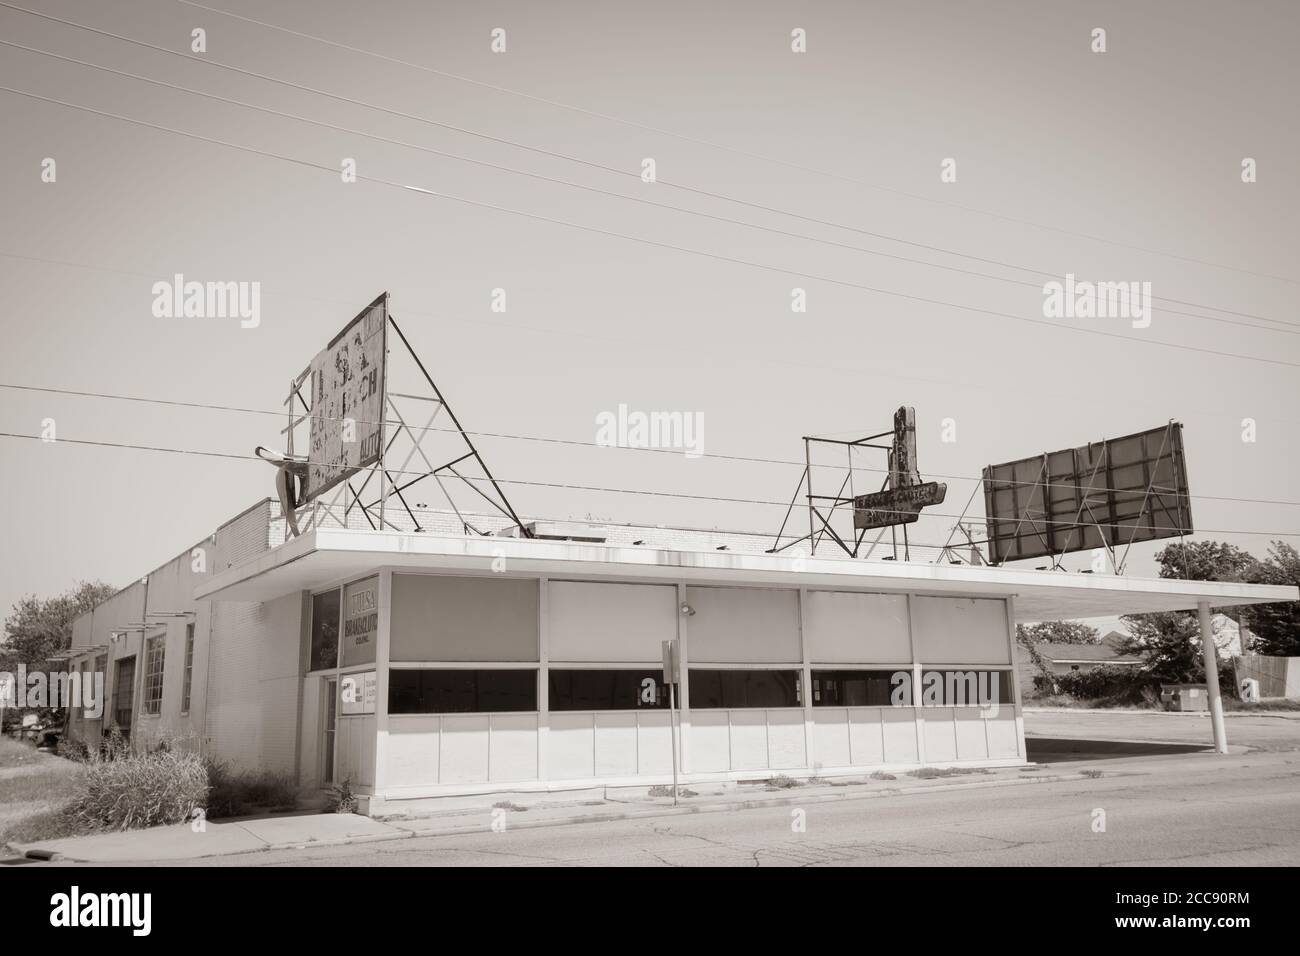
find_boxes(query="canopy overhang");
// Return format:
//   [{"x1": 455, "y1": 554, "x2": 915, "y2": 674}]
[{"x1": 194, "y1": 528, "x2": 1297, "y2": 622}]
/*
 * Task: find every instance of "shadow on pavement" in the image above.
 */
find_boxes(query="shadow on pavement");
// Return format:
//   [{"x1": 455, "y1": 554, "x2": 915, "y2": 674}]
[{"x1": 1025, "y1": 736, "x2": 1210, "y2": 763}]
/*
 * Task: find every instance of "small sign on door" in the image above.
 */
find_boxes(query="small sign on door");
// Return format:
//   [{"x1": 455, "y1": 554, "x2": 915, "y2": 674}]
[{"x1": 340, "y1": 671, "x2": 377, "y2": 715}]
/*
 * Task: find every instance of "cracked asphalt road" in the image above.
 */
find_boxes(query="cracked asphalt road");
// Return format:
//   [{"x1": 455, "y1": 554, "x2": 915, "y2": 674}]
[{"x1": 174, "y1": 755, "x2": 1300, "y2": 867}]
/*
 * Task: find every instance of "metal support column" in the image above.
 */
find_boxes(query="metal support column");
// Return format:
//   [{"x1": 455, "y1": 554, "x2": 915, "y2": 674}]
[{"x1": 1197, "y1": 601, "x2": 1228, "y2": 754}]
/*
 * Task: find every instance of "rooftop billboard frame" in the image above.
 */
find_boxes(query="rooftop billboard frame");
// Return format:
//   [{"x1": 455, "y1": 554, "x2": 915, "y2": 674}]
[{"x1": 981, "y1": 421, "x2": 1193, "y2": 567}]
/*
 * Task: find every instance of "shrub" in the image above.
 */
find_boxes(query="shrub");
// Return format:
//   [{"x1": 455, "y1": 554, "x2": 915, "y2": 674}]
[
  {"x1": 99, "y1": 728, "x2": 131, "y2": 761},
  {"x1": 766, "y1": 774, "x2": 801, "y2": 789},
  {"x1": 66, "y1": 749, "x2": 209, "y2": 832},
  {"x1": 202, "y1": 759, "x2": 242, "y2": 818},
  {"x1": 1046, "y1": 664, "x2": 1160, "y2": 705},
  {"x1": 325, "y1": 779, "x2": 356, "y2": 814},
  {"x1": 646, "y1": 784, "x2": 697, "y2": 798},
  {"x1": 906, "y1": 766, "x2": 988, "y2": 779},
  {"x1": 58, "y1": 737, "x2": 90, "y2": 762},
  {"x1": 203, "y1": 759, "x2": 300, "y2": 819}
]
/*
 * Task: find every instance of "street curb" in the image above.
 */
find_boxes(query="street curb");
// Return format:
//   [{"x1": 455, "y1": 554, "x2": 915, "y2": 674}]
[
  {"x1": 320, "y1": 770, "x2": 1106, "y2": 846},
  {"x1": 16, "y1": 827, "x2": 416, "y2": 864}
]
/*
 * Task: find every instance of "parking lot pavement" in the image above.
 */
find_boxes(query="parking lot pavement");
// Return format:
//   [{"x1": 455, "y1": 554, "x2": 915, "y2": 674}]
[{"x1": 1024, "y1": 709, "x2": 1300, "y2": 754}]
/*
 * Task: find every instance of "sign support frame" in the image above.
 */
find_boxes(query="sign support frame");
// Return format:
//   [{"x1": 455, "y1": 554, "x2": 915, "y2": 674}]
[{"x1": 277, "y1": 296, "x2": 531, "y2": 540}]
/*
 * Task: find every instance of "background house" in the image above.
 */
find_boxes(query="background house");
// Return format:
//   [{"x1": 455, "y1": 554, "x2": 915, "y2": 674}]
[{"x1": 1017, "y1": 640, "x2": 1144, "y2": 692}]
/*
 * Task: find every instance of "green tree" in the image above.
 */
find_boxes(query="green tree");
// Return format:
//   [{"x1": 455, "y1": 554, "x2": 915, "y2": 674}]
[
  {"x1": 1153, "y1": 541, "x2": 1255, "y2": 583},
  {"x1": 1117, "y1": 611, "x2": 1204, "y2": 683},
  {"x1": 1, "y1": 581, "x2": 116, "y2": 669},
  {"x1": 1245, "y1": 542, "x2": 1300, "y2": 656},
  {"x1": 1016, "y1": 620, "x2": 1100, "y2": 646},
  {"x1": 1121, "y1": 539, "x2": 1273, "y2": 685}
]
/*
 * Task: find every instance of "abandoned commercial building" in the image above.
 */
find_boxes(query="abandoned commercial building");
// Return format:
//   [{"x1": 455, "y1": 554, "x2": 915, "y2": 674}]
[{"x1": 60, "y1": 499, "x2": 1295, "y2": 815}]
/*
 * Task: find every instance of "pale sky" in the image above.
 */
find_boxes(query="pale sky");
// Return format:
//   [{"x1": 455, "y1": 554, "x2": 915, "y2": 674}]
[{"x1": 1, "y1": 0, "x2": 1297, "y2": 628}]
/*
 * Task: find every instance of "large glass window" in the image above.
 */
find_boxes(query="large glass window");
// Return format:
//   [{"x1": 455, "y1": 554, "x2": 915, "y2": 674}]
[
  {"x1": 389, "y1": 669, "x2": 537, "y2": 714},
  {"x1": 688, "y1": 669, "x2": 801, "y2": 708},
  {"x1": 143, "y1": 636, "x2": 165, "y2": 715},
  {"x1": 310, "y1": 589, "x2": 341, "y2": 672},
  {"x1": 811, "y1": 669, "x2": 908, "y2": 707},
  {"x1": 548, "y1": 669, "x2": 669, "y2": 711},
  {"x1": 180, "y1": 623, "x2": 195, "y2": 714},
  {"x1": 919, "y1": 669, "x2": 1014, "y2": 707}
]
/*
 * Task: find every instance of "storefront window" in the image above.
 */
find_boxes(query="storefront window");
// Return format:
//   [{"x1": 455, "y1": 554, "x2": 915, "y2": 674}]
[
  {"x1": 389, "y1": 669, "x2": 537, "y2": 714},
  {"x1": 548, "y1": 669, "x2": 669, "y2": 710},
  {"x1": 918, "y1": 669, "x2": 1013, "y2": 707},
  {"x1": 811, "y1": 670, "x2": 905, "y2": 707},
  {"x1": 688, "y1": 669, "x2": 801, "y2": 708},
  {"x1": 310, "y1": 589, "x2": 341, "y2": 672}
]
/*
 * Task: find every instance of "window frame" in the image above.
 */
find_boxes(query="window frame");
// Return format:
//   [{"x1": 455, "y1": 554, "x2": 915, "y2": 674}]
[
  {"x1": 687, "y1": 668, "x2": 803, "y2": 709},
  {"x1": 387, "y1": 667, "x2": 539, "y2": 715},
  {"x1": 810, "y1": 668, "x2": 910, "y2": 707},
  {"x1": 917, "y1": 668, "x2": 1015, "y2": 708},
  {"x1": 142, "y1": 634, "x2": 166, "y2": 717},
  {"x1": 180, "y1": 622, "x2": 196, "y2": 714},
  {"x1": 547, "y1": 667, "x2": 671, "y2": 712}
]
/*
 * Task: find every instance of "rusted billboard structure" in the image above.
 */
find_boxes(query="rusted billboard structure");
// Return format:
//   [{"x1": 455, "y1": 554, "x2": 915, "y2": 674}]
[
  {"x1": 978, "y1": 421, "x2": 1194, "y2": 572},
  {"x1": 259, "y1": 293, "x2": 530, "y2": 540},
  {"x1": 768, "y1": 406, "x2": 948, "y2": 560}
]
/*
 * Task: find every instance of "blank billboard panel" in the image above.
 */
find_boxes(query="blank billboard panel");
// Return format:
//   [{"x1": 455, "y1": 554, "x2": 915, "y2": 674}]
[{"x1": 982, "y1": 423, "x2": 1193, "y2": 564}]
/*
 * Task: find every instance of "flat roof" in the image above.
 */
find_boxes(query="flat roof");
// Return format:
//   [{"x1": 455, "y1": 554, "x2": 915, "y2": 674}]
[{"x1": 195, "y1": 527, "x2": 1298, "y2": 622}]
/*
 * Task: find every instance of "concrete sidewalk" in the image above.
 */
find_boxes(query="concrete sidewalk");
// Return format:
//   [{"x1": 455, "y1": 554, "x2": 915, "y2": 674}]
[
  {"x1": 12, "y1": 764, "x2": 1105, "y2": 863},
  {"x1": 13, "y1": 812, "x2": 400, "y2": 863}
]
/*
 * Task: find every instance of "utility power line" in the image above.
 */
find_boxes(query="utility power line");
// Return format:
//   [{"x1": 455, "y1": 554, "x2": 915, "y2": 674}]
[
  {"x1": 170, "y1": 0, "x2": 1300, "y2": 292},
  {"x1": 2, "y1": 37, "x2": 1292, "y2": 338},
  {"x1": 2, "y1": 382, "x2": 1298, "y2": 508},
  {"x1": 1, "y1": 2, "x2": 1294, "y2": 330},
  {"x1": 2, "y1": 430, "x2": 1297, "y2": 539},
  {"x1": 4, "y1": 85, "x2": 1299, "y2": 373}
]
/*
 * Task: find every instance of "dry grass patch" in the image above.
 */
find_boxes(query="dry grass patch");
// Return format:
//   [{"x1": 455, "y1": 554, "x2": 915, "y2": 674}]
[{"x1": 0, "y1": 738, "x2": 85, "y2": 848}]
